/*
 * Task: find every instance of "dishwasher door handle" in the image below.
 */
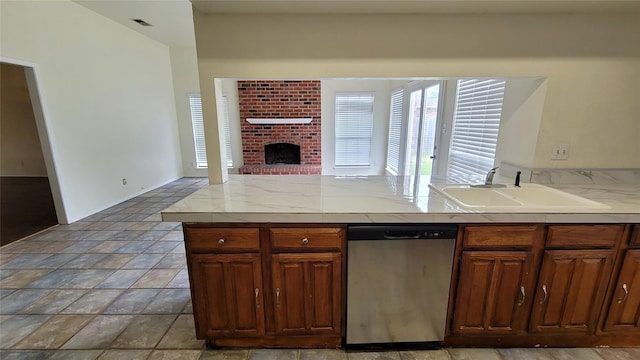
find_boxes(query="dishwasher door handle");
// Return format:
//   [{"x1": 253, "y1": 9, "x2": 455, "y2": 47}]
[{"x1": 383, "y1": 231, "x2": 421, "y2": 239}]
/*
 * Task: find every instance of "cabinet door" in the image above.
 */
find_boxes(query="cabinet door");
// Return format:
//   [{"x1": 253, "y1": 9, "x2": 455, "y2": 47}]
[
  {"x1": 272, "y1": 253, "x2": 342, "y2": 335},
  {"x1": 190, "y1": 253, "x2": 265, "y2": 338},
  {"x1": 452, "y1": 251, "x2": 534, "y2": 335},
  {"x1": 604, "y1": 250, "x2": 640, "y2": 332},
  {"x1": 529, "y1": 250, "x2": 614, "y2": 334}
]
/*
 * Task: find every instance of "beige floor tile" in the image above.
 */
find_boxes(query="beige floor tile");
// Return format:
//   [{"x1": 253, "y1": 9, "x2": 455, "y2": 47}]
[
  {"x1": 46, "y1": 349, "x2": 103, "y2": 360},
  {"x1": 499, "y1": 348, "x2": 554, "y2": 360},
  {"x1": 593, "y1": 348, "x2": 640, "y2": 360},
  {"x1": 131, "y1": 269, "x2": 181, "y2": 288},
  {"x1": 61, "y1": 289, "x2": 123, "y2": 314},
  {"x1": 14, "y1": 315, "x2": 94, "y2": 349},
  {"x1": 543, "y1": 348, "x2": 605, "y2": 360},
  {"x1": 156, "y1": 314, "x2": 204, "y2": 349},
  {"x1": 62, "y1": 315, "x2": 134, "y2": 349},
  {"x1": 111, "y1": 314, "x2": 176, "y2": 349},
  {"x1": 97, "y1": 349, "x2": 152, "y2": 360},
  {"x1": 91, "y1": 254, "x2": 136, "y2": 269},
  {"x1": 400, "y1": 349, "x2": 452, "y2": 360},
  {"x1": 447, "y1": 348, "x2": 502, "y2": 360},
  {"x1": 21, "y1": 289, "x2": 87, "y2": 314},
  {"x1": 300, "y1": 349, "x2": 348, "y2": 360},
  {"x1": 0, "y1": 315, "x2": 51, "y2": 348},
  {"x1": 249, "y1": 349, "x2": 299, "y2": 360},
  {"x1": 147, "y1": 349, "x2": 202, "y2": 360},
  {"x1": 89, "y1": 241, "x2": 131, "y2": 254},
  {"x1": 200, "y1": 349, "x2": 249, "y2": 360},
  {"x1": 0, "y1": 270, "x2": 52, "y2": 288}
]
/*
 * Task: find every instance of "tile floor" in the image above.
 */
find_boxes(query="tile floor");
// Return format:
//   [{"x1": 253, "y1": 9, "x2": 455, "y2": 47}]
[{"x1": 1, "y1": 177, "x2": 638, "y2": 360}]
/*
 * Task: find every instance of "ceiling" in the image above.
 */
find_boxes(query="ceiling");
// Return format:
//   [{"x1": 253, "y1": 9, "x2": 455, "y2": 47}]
[
  {"x1": 191, "y1": 0, "x2": 640, "y2": 15},
  {"x1": 74, "y1": 0, "x2": 197, "y2": 48},
  {"x1": 74, "y1": 0, "x2": 640, "y2": 48}
]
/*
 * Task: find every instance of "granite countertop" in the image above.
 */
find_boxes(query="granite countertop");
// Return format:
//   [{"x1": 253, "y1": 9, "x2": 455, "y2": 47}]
[{"x1": 161, "y1": 175, "x2": 640, "y2": 224}]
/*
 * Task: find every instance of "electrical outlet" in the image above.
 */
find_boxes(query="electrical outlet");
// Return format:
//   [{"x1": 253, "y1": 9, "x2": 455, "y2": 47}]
[
  {"x1": 122, "y1": 178, "x2": 127, "y2": 185},
  {"x1": 551, "y1": 144, "x2": 570, "y2": 160}
]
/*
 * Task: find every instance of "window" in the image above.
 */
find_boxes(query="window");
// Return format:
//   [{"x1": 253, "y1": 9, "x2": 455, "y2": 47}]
[
  {"x1": 221, "y1": 96, "x2": 233, "y2": 168},
  {"x1": 188, "y1": 94, "x2": 233, "y2": 169},
  {"x1": 447, "y1": 79, "x2": 506, "y2": 179},
  {"x1": 334, "y1": 93, "x2": 374, "y2": 166},
  {"x1": 386, "y1": 88, "x2": 403, "y2": 174}
]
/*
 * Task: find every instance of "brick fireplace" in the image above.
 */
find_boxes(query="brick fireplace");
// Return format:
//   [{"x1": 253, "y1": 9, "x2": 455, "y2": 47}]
[{"x1": 238, "y1": 80, "x2": 321, "y2": 175}]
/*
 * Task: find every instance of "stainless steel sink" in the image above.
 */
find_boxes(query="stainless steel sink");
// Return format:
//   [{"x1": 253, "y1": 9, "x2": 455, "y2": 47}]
[{"x1": 429, "y1": 183, "x2": 610, "y2": 210}]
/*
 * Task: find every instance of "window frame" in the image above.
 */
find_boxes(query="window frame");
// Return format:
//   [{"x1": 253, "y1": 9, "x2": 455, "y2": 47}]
[{"x1": 334, "y1": 92, "x2": 375, "y2": 167}]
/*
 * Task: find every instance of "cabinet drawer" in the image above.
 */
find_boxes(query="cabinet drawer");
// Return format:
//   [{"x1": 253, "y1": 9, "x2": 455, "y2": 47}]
[
  {"x1": 462, "y1": 225, "x2": 542, "y2": 249},
  {"x1": 270, "y1": 227, "x2": 342, "y2": 251},
  {"x1": 186, "y1": 228, "x2": 260, "y2": 252},
  {"x1": 630, "y1": 225, "x2": 640, "y2": 248},
  {"x1": 546, "y1": 225, "x2": 623, "y2": 249}
]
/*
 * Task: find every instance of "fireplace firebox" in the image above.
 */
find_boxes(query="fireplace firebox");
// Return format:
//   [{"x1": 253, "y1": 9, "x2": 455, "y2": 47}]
[{"x1": 265, "y1": 143, "x2": 301, "y2": 165}]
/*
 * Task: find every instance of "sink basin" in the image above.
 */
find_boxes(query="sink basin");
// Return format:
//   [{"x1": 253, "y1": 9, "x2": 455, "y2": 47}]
[{"x1": 429, "y1": 183, "x2": 610, "y2": 210}]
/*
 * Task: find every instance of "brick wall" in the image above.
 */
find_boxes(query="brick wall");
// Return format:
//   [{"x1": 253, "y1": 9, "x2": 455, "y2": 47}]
[{"x1": 238, "y1": 80, "x2": 321, "y2": 166}]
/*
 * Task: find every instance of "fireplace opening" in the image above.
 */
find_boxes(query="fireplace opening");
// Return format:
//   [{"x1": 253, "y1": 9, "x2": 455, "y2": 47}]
[{"x1": 265, "y1": 143, "x2": 301, "y2": 165}]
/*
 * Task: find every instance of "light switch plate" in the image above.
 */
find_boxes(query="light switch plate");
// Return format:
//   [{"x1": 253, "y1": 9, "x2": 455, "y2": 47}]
[{"x1": 551, "y1": 144, "x2": 570, "y2": 160}]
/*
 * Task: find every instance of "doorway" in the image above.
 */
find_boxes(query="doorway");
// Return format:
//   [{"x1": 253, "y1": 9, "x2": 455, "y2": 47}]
[
  {"x1": 403, "y1": 81, "x2": 443, "y2": 177},
  {"x1": 1, "y1": 62, "x2": 58, "y2": 246}
]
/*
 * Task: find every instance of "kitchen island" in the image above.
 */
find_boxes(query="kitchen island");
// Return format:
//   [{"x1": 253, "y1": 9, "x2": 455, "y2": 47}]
[{"x1": 161, "y1": 175, "x2": 640, "y2": 348}]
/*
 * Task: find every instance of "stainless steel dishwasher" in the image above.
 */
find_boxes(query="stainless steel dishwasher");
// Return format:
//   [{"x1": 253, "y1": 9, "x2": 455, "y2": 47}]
[{"x1": 346, "y1": 224, "x2": 457, "y2": 347}]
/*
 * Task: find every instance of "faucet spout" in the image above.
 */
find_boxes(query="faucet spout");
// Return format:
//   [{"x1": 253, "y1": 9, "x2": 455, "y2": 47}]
[{"x1": 484, "y1": 167, "x2": 499, "y2": 185}]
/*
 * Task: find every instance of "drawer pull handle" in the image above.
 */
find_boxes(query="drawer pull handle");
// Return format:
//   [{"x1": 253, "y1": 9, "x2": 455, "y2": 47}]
[
  {"x1": 218, "y1": 238, "x2": 225, "y2": 245},
  {"x1": 517, "y1": 286, "x2": 526, "y2": 306},
  {"x1": 255, "y1": 288, "x2": 260, "y2": 308},
  {"x1": 539, "y1": 284, "x2": 548, "y2": 305},
  {"x1": 301, "y1": 238, "x2": 309, "y2": 245},
  {"x1": 617, "y1": 283, "x2": 629, "y2": 304},
  {"x1": 276, "y1": 288, "x2": 281, "y2": 307}
]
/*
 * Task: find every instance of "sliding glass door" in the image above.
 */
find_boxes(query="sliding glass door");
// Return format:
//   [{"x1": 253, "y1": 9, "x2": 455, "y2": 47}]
[{"x1": 403, "y1": 81, "x2": 443, "y2": 178}]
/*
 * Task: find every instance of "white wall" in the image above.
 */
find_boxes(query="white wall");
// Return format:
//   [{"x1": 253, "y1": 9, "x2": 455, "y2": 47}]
[
  {"x1": 1, "y1": 1, "x2": 183, "y2": 223},
  {"x1": 193, "y1": 12, "x2": 640, "y2": 183},
  {"x1": 321, "y1": 79, "x2": 392, "y2": 175},
  {"x1": 170, "y1": 46, "x2": 205, "y2": 177},
  {"x1": 495, "y1": 77, "x2": 547, "y2": 169}
]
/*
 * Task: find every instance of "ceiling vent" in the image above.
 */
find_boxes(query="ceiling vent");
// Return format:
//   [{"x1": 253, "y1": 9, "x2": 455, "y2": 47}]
[{"x1": 131, "y1": 19, "x2": 152, "y2": 26}]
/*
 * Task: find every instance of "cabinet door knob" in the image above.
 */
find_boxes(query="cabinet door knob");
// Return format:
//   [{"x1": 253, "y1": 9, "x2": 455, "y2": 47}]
[
  {"x1": 218, "y1": 238, "x2": 225, "y2": 245},
  {"x1": 516, "y1": 286, "x2": 526, "y2": 307},
  {"x1": 301, "y1": 238, "x2": 309, "y2": 245},
  {"x1": 276, "y1": 288, "x2": 281, "y2": 307},
  {"x1": 617, "y1": 283, "x2": 629, "y2": 304},
  {"x1": 539, "y1": 284, "x2": 548, "y2": 305}
]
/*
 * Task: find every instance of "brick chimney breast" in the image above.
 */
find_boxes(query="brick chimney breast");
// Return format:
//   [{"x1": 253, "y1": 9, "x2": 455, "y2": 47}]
[{"x1": 238, "y1": 80, "x2": 321, "y2": 167}]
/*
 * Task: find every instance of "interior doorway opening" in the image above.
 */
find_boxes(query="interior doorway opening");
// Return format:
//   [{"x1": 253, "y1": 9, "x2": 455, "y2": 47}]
[{"x1": 1, "y1": 61, "x2": 59, "y2": 246}]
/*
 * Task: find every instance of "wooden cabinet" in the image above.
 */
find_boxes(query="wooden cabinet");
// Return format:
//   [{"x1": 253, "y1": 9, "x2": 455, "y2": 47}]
[
  {"x1": 190, "y1": 253, "x2": 264, "y2": 337},
  {"x1": 184, "y1": 224, "x2": 345, "y2": 348},
  {"x1": 451, "y1": 225, "x2": 543, "y2": 336},
  {"x1": 603, "y1": 249, "x2": 640, "y2": 332},
  {"x1": 272, "y1": 253, "x2": 341, "y2": 335},
  {"x1": 448, "y1": 223, "x2": 636, "y2": 347},
  {"x1": 452, "y1": 251, "x2": 534, "y2": 335},
  {"x1": 529, "y1": 250, "x2": 614, "y2": 334}
]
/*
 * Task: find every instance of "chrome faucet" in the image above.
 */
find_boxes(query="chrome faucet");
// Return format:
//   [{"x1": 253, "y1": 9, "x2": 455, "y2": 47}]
[{"x1": 484, "y1": 167, "x2": 499, "y2": 185}]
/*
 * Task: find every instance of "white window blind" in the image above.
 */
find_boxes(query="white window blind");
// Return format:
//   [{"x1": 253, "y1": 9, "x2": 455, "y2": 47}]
[
  {"x1": 386, "y1": 88, "x2": 403, "y2": 174},
  {"x1": 189, "y1": 94, "x2": 233, "y2": 169},
  {"x1": 335, "y1": 93, "x2": 374, "y2": 166},
  {"x1": 221, "y1": 96, "x2": 233, "y2": 167},
  {"x1": 189, "y1": 94, "x2": 208, "y2": 168},
  {"x1": 447, "y1": 79, "x2": 506, "y2": 179}
]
